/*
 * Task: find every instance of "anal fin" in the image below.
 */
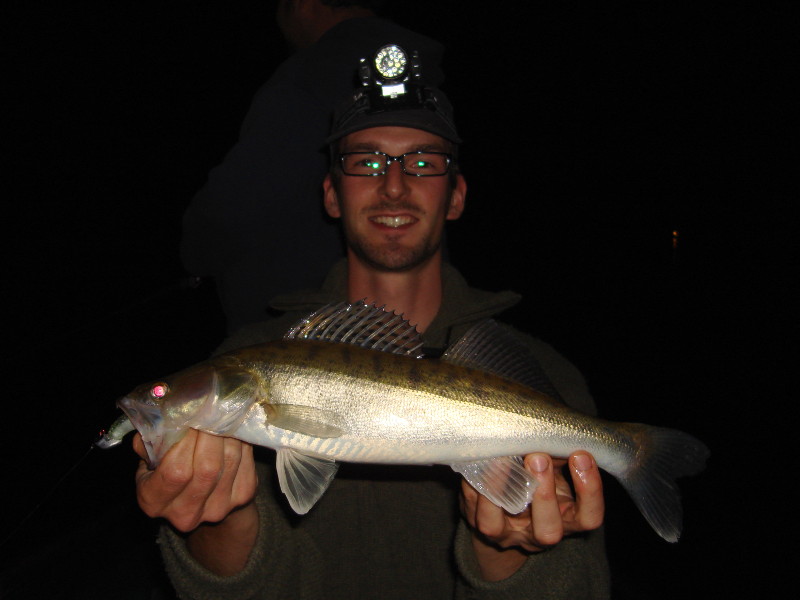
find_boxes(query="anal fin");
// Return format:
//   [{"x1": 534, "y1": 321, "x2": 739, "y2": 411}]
[{"x1": 451, "y1": 456, "x2": 536, "y2": 514}]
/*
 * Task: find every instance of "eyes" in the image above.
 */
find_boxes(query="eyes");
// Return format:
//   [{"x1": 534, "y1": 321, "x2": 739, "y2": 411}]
[
  {"x1": 409, "y1": 158, "x2": 437, "y2": 170},
  {"x1": 354, "y1": 157, "x2": 383, "y2": 171},
  {"x1": 340, "y1": 152, "x2": 451, "y2": 177},
  {"x1": 150, "y1": 383, "x2": 169, "y2": 399},
  {"x1": 353, "y1": 157, "x2": 435, "y2": 170}
]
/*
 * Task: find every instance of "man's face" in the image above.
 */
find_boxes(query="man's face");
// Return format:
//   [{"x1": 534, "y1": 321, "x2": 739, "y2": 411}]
[{"x1": 323, "y1": 126, "x2": 466, "y2": 273}]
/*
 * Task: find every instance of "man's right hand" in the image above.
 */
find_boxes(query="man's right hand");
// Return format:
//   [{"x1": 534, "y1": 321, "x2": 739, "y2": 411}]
[
  {"x1": 134, "y1": 429, "x2": 258, "y2": 532},
  {"x1": 133, "y1": 429, "x2": 260, "y2": 575}
]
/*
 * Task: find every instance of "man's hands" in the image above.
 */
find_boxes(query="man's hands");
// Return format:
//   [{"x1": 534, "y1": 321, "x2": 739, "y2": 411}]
[
  {"x1": 134, "y1": 429, "x2": 258, "y2": 531},
  {"x1": 133, "y1": 430, "x2": 260, "y2": 575},
  {"x1": 132, "y1": 432, "x2": 603, "y2": 578},
  {"x1": 460, "y1": 451, "x2": 604, "y2": 581}
]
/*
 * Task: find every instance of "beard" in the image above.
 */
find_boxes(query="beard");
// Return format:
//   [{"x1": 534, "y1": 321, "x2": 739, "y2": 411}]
[
  {"x1": 343, "y1": 200, "x2": 445, "y2": 272},
  {"x1": 346, "y1": 230, "x2": 443, "y2": 272}
]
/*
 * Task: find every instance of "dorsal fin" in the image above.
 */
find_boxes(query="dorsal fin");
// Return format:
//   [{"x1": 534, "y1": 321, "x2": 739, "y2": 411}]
[
  {"x1": 285, "y1": 301, "x2": 424, "y2": 358},
  {"x1": 442, "y1": 320, "x2": 564, "y2": 401}
]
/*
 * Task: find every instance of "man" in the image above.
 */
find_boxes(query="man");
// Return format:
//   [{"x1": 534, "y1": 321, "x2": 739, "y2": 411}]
[
  {"x1": 136, "y1": 44, "x2": 609, "y2": 598},
  {"x1": 180, "y1": 0, "x2": 446, "y2": 334}
]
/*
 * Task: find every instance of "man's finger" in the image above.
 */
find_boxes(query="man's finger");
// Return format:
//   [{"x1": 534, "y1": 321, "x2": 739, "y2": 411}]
[
  {"x1": 526, "y1": 453, "x2": 564, "y2": 547},
  {"x1": 567, "y1": 451, "x2": 604, "y2": 531}
]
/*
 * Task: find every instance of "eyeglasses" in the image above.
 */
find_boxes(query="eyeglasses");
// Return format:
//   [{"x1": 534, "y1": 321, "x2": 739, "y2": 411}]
[{"x1": 338, "y1": 151, "x2": 452, "y2": 177}]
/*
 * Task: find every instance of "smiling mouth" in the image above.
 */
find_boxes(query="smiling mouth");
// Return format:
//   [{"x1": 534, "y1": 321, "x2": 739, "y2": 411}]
[{"x1": 369, "y1": 215, "x2": 417, "y2": 228}]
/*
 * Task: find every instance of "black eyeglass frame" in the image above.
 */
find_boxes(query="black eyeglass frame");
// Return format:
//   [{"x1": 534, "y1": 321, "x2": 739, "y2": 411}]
[{"x1": 338, "y1": 151, "x2": 453, "y2": 177}]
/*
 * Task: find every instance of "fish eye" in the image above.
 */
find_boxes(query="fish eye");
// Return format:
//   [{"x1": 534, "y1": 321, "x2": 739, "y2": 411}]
[{"x1": 150, "y1": 383, "x2": 169, "y2": 399}]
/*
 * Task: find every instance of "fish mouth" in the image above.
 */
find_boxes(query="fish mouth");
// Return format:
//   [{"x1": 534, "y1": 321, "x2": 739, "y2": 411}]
[
  {"x1": 117, "y1": 396, "x2": 167, "y2": 467},
  {"x1": 369, "y1": 214, "x2": 418, "y2": 228}
]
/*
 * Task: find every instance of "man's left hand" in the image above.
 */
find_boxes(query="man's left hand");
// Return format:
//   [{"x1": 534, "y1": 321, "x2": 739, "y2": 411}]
[{"x1": 460, "y1": 450, "x2": 604, "y2": 581}]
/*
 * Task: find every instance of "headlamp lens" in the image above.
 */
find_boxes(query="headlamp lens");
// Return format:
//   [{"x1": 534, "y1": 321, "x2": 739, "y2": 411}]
[{"x1": 374, "y1": 44, "x2": 408, "y2": 80}]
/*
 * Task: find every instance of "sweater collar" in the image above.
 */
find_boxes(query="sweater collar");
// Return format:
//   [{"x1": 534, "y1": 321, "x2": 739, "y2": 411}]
[{"x1": 269, "y1": 259, "x2": 521, "y2": 347}]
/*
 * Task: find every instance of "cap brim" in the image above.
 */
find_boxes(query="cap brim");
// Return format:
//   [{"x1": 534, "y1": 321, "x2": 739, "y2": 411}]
[{"x1": 325, "y1": 108, "x2": 462, "y2": 145}]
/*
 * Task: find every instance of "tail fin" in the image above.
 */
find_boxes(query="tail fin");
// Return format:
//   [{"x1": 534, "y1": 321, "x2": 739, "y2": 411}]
[{"x1": 616, "y1": 425, "x2": 709, "y2": 542}]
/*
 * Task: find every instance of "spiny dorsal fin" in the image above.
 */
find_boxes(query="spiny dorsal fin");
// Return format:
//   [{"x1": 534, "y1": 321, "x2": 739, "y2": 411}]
[
  {"x1": 442, "y1": 320, "x2": 564, "y2": 401},
  {"x1": 285, "y1": 301, "x2": 424, "y2": 358}
]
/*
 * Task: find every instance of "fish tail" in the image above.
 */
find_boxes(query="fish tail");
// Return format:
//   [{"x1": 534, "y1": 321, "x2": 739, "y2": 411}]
[{"x1": 614, "y1": 424, "x2": 709, "y2": 542}]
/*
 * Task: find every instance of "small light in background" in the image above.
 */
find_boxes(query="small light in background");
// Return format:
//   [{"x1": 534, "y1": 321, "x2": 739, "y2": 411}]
[{"x1": 672, "y1": 230, "x2": 679, "y2": 264}]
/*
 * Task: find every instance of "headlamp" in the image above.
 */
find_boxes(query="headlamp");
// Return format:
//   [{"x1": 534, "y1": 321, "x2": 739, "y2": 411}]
[
  {"x1": 357, "y1": 43, "x2": 424, "y2": 108},
  {"x1": 327, "y1": 43, "x2": 461, "y2": 145}
]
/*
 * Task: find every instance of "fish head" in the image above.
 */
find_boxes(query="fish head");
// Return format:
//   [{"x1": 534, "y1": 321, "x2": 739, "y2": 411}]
[{"x1": 118, "y1": 362, "x2": 219, "y2": 467}]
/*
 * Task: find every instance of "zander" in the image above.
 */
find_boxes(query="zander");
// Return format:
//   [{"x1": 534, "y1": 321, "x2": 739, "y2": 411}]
[{"x1": 98, "y1": 301, "x2": 709, "y2": 542}]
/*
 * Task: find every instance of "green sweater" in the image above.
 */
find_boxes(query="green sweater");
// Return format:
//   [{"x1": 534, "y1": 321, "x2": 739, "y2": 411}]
[{"x1": 158, "y1": 261, "x2": 610, "y2": 599}]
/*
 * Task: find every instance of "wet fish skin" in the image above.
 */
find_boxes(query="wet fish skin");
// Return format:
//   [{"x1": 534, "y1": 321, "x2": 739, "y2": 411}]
[{"x1": 107, "y1": 303, "x2": 709, "y2": 542}]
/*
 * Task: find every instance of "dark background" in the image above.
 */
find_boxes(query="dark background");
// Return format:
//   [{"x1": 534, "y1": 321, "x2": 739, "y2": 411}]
[{"x1": 3, "y1": 1, "x2": 791, "y2": 598}]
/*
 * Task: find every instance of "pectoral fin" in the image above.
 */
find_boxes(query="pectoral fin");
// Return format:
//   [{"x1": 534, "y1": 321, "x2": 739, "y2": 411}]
[
  {"x1": 266, "y1": 404, "x2": 346, "y2": 438},
  {"x1": 276, "y1": 449, "x2": 339, "y2": 514},
  {"x1": 451, "y1": 456, "x2": 537, "y2": 514}
]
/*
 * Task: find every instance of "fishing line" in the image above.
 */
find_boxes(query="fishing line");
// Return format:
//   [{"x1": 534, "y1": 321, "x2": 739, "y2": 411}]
[{"x1": 0, "y1": 444, "x2": 97, "y2": 552}]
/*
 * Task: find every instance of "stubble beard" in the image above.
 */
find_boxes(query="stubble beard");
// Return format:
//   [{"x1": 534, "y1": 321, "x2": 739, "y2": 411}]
[
  {"x1": 347, "y1": 230, "x2": 442, "y2": 273},
  {"x1": 344, "y1": 202, "x2": 443, "y2": 272}
]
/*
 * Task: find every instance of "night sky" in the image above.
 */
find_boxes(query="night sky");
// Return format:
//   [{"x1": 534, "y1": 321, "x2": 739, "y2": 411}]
[{"x1": 4, "y1": 2, "x2": 791, "y2": 598}]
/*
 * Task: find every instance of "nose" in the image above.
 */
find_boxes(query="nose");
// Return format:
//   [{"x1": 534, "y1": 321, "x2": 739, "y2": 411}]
[{"x1": 379, "y1": 159, "x2": 409, "y2": 200}]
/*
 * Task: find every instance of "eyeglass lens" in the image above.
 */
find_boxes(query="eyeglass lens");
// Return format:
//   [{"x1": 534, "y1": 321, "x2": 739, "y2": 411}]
[{"x1": 340, "y1": 152, "x2": 449, "y2": 176}]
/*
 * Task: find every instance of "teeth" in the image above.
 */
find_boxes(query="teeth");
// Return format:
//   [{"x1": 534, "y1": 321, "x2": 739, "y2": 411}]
[{"x1": 371, "y1": 215, "x2": 414, "y2": 228}]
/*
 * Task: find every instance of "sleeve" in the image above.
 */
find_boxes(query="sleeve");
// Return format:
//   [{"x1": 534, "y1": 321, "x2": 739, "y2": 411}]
[
  {"x1": 453, "y1": 521, "x2": 610, "y2": 600},
  {"x1": 157, "y1": 463, "x2": 327, "y2": 600}
]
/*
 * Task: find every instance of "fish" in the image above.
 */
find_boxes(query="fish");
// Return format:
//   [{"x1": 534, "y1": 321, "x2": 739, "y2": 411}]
[{"x1": 98, "y1": 301, "x2": 709, "y2": 542}]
